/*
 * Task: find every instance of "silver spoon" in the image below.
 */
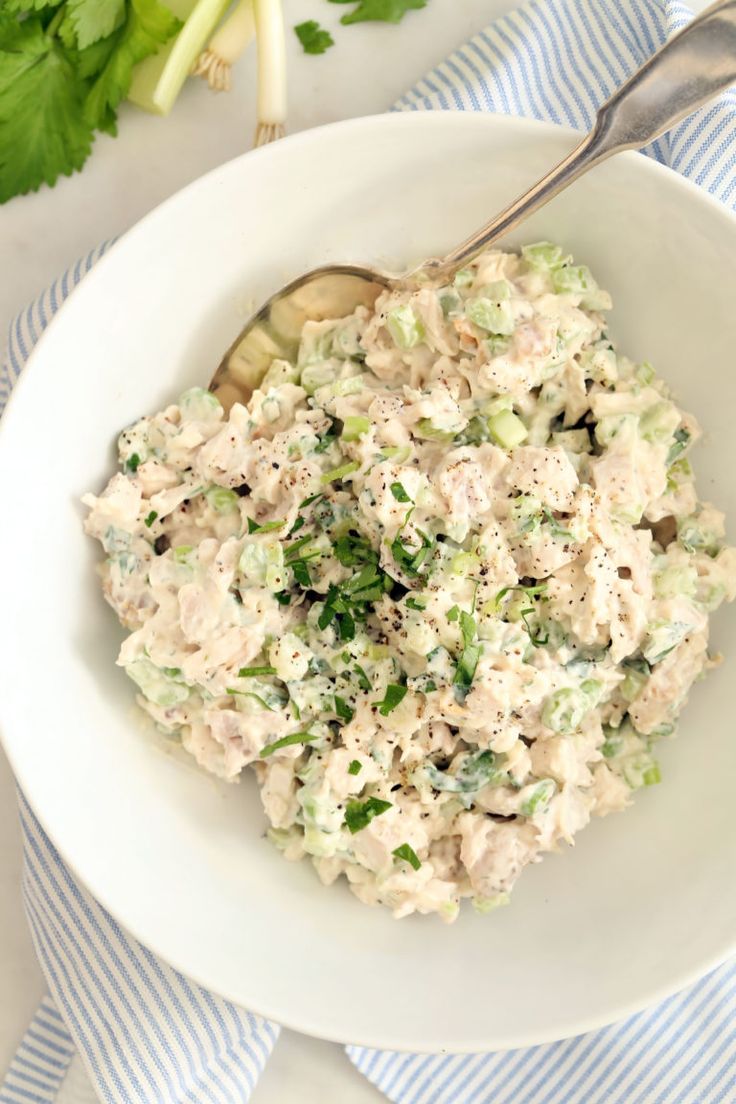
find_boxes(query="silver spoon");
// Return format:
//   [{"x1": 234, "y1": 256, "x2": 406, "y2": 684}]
[{"x1": 211, "y1": 0, "x2": 736, "y2": 410}]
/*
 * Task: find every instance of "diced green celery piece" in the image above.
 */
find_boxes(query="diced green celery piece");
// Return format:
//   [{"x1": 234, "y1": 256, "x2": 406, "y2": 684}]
[
  {"x1": 179, "y1": 387, "x2": 223, "y2": 421},
  {"x1": 261, "y1": 358, "x2": 300, "y2": 389},
  {"x1": 467, "y1": 297, "x2": 514, "y2": 335},
  {"x1": 239, "y1": 541, "x2": 287, "y2": 591},
  {"x1": 481, "y1": 279, "x2": 512, "y2": 301},
  {"x1": 454, "y1": 268, "x2": 475, "y2": 290},
  {"x1": 125, "y1": 657, "x2": 189, "y2": 707},
  {"x1": 473, "y1": 892, "x2": 510, "y2": 914},
  {"x1": 332, "y1": 375, "x2": 363, "y2": 396},
  {"x1": 552, "y1": 264, "x2": 606, "y2": 309},
  {"x1": 301, "y1": 361, "x2": 338, "y2": 396},
  {"x1": 482, "y1": 395, "x2": 513, "y2": 417},
  {"x1": 387, "y1": 305, "x2": 424, "y2": 349},
  {"x1": 450, "y1": 550, "x2": 479, "y2": 575},
  {"x1": 635, "y1": 361, "x2": 656, "y2": 386},
  {"x1": 639, "y1": 402, "x2": 681, "y2": 444},
  {"x1": 521, "y1": 241, "x2": 569, "y2": 271},
  {"x1": 205, "y1": 486, "x2": 240, "y2": 514},
  {"x1": 621, "y1": 752, "x2": 661, "y2": 789},
  {"x1": 620, "y1": 663, "x2": 648, "y2": 703},
  {"x1": 488, "y1": 409, "x2": 528, "y2": 448},
  {"x1": 595, "y1": 412, "x2": 638, "y2": 447},
  {"x1": 641, "y1": 620, "x2": 691, "y2": 664},
  {"x1": 341, "y1": 416, "x2": 371, "y2": 442},
  {"x1": 654, "y1": 562, "x2": 697, "y2": 599},
  {"x1": 415, "y1": 419, "x2": 455, "y2": 442},
  {"x1": 511, "y1": 495, "x2": 542, "y2": 535},
  {"x1": 677, "y1": 517, "x2": 721, "y2": 555},
  {"x1": 380, "y1": 445, "x2": 412, "y2": 462},
  {"x1": 542, "y1": 687, "x2": 588, "y2": 734}
]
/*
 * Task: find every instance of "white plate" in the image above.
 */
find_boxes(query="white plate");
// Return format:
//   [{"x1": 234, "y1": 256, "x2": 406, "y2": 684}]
[{"x1": 1, "y1": 113, "x2": 735, "y2": 1054}]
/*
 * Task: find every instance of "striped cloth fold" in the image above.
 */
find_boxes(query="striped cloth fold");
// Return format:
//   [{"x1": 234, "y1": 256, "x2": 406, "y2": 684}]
[{"x1": 2, "y1": 0, "x2": 736, "y2": 1102}]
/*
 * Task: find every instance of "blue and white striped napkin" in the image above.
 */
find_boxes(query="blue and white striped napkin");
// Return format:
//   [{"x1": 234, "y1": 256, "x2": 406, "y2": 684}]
[{"x1": 2, "y1": 1, "x2": 736, "y2": 1102}]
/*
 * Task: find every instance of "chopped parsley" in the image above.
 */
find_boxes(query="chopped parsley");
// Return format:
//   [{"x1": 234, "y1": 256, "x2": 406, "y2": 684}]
[
  {"x1": 260, "y1": 731, "x2": 319, "y2": 758},
  {"x1": 390, "y1": 481, "x2": 412, "y2": 503},
  {"x1": 294, "y1": 19, "x2": 335, "y2": 54},
  {"x1": 125, "y1": 453, "x2": 141, "y2": 473},
  {"x1": 144, "y1": 510, "x2": 157, "y2": 528},
  {"x1": 453, "y1": 611, "x2": 481, "y2": 694},
  {"x1": 392, "y1": 842, "x2": 421, "y2": 870},
  {"x1": 344, "y1": 796, "x2": 392, "y2": 834},
  {"x1": 375, "y1": 683, "x2": 407, "y2": 716},
  {"x1": 390, "y1": 527, "x2": 433, "y2": 578},
  {"x1": 334, "y1": 695, "x2": 354, "y2": 723},
  {"x1": 354, "y1": 664, "x2": 371, "y2": 691},
  {"x1": 275, "y1": 592, "x2": 292, "y2": 605},
  {"x1": 405, "y1": 596, "x2": 426, "y2": 611},
  {"x1": 227, "y1": 690, "x2": 274, "y2": 711},
  {"x1": 348, "y1": 759, "x2": 362, "y2": 776}
]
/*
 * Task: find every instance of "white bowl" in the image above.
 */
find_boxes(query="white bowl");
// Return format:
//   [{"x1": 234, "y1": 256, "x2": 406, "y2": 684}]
[{"x1": 1, "y1": 112, "x2": 735, "y2": 1054}]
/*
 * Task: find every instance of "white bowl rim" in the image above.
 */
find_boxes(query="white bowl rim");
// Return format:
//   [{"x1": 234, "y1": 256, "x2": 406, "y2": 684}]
[{"x1": 2, "y1": 109, "x2": 736, "y2": 1052}]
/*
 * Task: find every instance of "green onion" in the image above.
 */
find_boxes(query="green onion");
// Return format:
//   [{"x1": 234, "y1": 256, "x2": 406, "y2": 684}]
[
  {"x1": 227, "y1": 690, "x2": 274, "y2": 711},
  {"x1": 320, "y1": 461, "x2": 360, "y2": 484},
  {"x1": 144, "y1": 510, "x2": 158, "y2": 528},
  {"x1": 291, "y1": 561, "x2": 311, "y2": 587},
  {"x1": 260, "y1": 730, "x2": 319, "y2": 758},
  {"x1": 300, "y1": 493, "x2": 323, "y2": 508},
  {"x1": 390, "y1": 482, "x2": 412, "y2": 503},
  {"x1": 334, "y1": 695, "x2": 354, "y2": 723},
  {"x1": 348, "y1": 759, "x2": 362, "y2": 776},
  {"x1": 238, "y1": 666, "x2": 277, "y2": 677},
  {"x1": 392, "y1": 843, "x2": 421, "y2": 871},
  {"x1": 375, "y1": 683, "x2": 407, "y2": 716},
  {"x1": 344, "y1": 796, "x2": 392, "y2": 834},
  {"x1": 247, "y1": 517, "x2": 286, "y2": 534}
]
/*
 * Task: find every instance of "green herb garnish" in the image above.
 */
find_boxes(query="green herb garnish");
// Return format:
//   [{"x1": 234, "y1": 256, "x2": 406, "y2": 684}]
[
  {"x1": 344, "y1": 796, "x2": 392, "y2": 834},
  {"x1": 144, "y1": 510, "x2": 157, "y2": 528},
  {"x1": 334, "y1": 695, "x2": 354, "y2": 723},
  {"x1": 238, "y1": 666, "x2": 277, "y2": 677},
  {"x1": 375, "y1": 683, "x2": 407, "y2": 716},
  {"x1": 390, "y1": 482, "x2": 412, "y2": 503},
  {"x1": 348, "y1": 759, "x2": 362, "y2": 776},
  {"x1": 247, "y1": 517, "x2": 285, "y2": 534},
  {"x1": 294, "y1": 19, "x2": 334, "y2": 54},
  {"x1": 125, "y1": 453, "x2": 141, "y2": 473},
  {"x1": 260, "y1": 731, "x2": 319, "y2": 758},
  {"x1": 392, "y1": 842, "x2": 421, "y2": 870}
]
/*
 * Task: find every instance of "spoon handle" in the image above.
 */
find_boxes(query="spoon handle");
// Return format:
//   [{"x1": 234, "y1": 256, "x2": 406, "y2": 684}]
[{"x1": 436, "y1": 0, "x2": 736, "y2": 271}]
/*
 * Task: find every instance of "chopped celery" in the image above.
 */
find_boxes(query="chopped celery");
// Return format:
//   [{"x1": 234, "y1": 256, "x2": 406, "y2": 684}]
[
  {"x1": 332, "y1": 375, "x2": 363, "y2": 397},
  {"x1": 301, "y1": 361, "x2": 338, "y2": 396},
  {"x1": 641, "y1": 620, "x2": 691, "y2": 664},
  {"x1": 552, "y1": 264, "x2": 611, "y2": 310},
  {"x1": 481, "y1": 279, "x2": 512, "y2": 301},
  {"x1": 678, "y1": 516, "x2": 721, "y2": 555},
  {"x1": 654, "y1": 562, "x2": 697, "y2": 600},
  {"x1": 473, "y1": 892, "x2": 510, "y2": 914},
  {"x1": 179, "y1": 387, "x2": 223, "y2": 421},
  {"x1": 620, "y1": 660, "x2": 648, "y2": 703},
  {"x1": 466, "y1": 297, "x2": 515, "y2": 335},
  {"x1": 521, "y1": 241, "x2": 569, "y2": 271},
  {"x1": 511, "y1": 495, "x2": 542, "y2": 535},
  {"x1": 454, "y1": 268, "x2": 475, "y2": 290},
  {"x1": 639, "y1": 402, "x2": 681, "y2": 445},
  {"x1": 415, "y1": 419, "x2": 455, "y2": 442},
  {"x1": 542, "y1": 687, "x2": 589, "y2": 734},
  {"x1": 635, "y1": 361, "x2": 656, "y2": 386},
  {"x1": 341, "y1": 416, "x2": 371, "y2": 442},
  {"x1": 487, "y1": 409, "x2": 527, "y2": 448},
  {"x1": 239, "y1": 541, "x2": 286, "y2": 591},
  {"x1": 261, "y1": 358, "x2": 300, "y2": 389},
  {"x1": 205, "y1": 486, "x2": 240, "y2": 514},
  {"x1": 387, "y1": 305, "x2": 424, "y2": 349},
  {"x1": 125, "y1": 657, "x2": 189, "y2": 707}
]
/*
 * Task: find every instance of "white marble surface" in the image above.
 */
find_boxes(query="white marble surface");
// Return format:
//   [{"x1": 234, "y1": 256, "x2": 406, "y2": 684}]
[{"x1": 0, "y1": 2, "x2": 505, "y2": 1098}]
